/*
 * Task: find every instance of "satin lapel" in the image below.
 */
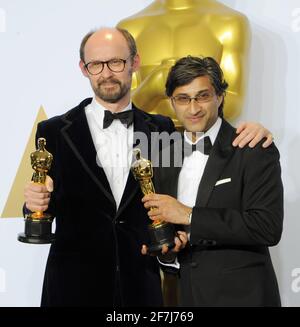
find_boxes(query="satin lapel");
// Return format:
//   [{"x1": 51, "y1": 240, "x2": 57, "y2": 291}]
[
  {"x1": 163, "y1": 165, "x2": 181, "y2": 198},
  {"x1": 156, "y1": 140, "x2": 182, "y2": 198},
  {"x1": 115, "y1": 106, "x2": 157, "y2": 219},
  {"x1": 195, "y1": 120, "x2": 236, "y2": 207},
  {"x1": 61, "y1": 99, "x2": 116, "y2": 207}
]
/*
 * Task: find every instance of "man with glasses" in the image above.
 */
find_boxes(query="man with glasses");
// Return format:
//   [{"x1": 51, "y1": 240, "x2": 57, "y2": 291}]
[
  {"x1": 143, "y1": 56, "x2": 283, "y2": 306},
  {"x1": 24, "y1": 28, "x2": 273, "y2": 307}
]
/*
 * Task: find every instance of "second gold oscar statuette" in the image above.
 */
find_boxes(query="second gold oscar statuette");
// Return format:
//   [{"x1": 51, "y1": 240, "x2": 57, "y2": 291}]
[{"x1": 131, "y1": 148, "x2": 176, "y2": 254}]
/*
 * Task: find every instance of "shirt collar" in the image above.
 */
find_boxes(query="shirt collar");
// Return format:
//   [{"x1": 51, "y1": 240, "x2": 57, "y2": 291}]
[
  {"x1": 184, "y1": 117, "x2": 222, "y2": 146},
  {"x1": 89, "y1": 97, "x2": 132, "y2": 129}
]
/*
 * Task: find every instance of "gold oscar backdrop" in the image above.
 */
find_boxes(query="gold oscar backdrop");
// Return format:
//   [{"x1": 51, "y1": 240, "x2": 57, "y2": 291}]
[
  {"x1": 1, "y1": 107, "x2": 48, "y2": 218},
  {"x1": 117, "y1": 0, "x2": 251, "y2": 127}
]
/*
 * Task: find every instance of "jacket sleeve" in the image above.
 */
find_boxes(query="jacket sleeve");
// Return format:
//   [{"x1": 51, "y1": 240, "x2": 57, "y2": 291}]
[{"x1": 190, "y1": 144, "x2": 284, "y2": 247}]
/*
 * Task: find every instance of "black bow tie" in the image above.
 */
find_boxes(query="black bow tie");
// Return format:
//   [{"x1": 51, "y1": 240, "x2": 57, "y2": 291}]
[
  {"x1": 103, "y1": 110, "x2": 134, "y2": 129},
  {"x1": 183, "y1": 136, "x2": 213, "y2": 157}
]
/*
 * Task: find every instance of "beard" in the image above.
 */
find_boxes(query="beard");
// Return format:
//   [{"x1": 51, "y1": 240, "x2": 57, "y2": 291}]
[{"x1": 93, "y1": 77, "x2": 131, "y2": 103}]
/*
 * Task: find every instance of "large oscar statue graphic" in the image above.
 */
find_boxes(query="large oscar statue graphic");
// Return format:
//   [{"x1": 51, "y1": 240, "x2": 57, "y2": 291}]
[
  {"x1": 117, "y1": 0, "x2": 251, "y2": 127},
  {"x1": 18, "y1": 138, "x2": 55, "y2": 244},
  {"x1": 131, "y1": 148, "x2": 175, "y2": 254}
]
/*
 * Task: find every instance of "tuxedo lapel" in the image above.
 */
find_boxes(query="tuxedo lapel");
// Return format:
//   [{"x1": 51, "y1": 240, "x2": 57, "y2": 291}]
[
  {"x1": 115, "y1": 105, "x2": 159, "y2": 219},
  {"x1": 60, "y1": 98, "x2": 116, "y2": 207},
  {"x1": 195, "y1": 120, "x2": 236, "y2": 207},
  {"x1": 166, "y1": 166, "x2": 181, "y2": 198}
]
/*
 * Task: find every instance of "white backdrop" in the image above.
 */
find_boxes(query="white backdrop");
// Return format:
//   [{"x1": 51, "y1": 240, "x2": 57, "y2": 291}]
[{"x1": 0, "y1": 0, "x2": 299, "y2": 306}]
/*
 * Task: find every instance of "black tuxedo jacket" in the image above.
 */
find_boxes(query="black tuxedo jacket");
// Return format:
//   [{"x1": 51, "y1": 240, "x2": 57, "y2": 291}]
[
  {"x1": 154, "y1": 119, "x2": 283, "y2": 307},
  {"x1": 35, "y1": 98, "x2": 175, "y2": 307}
]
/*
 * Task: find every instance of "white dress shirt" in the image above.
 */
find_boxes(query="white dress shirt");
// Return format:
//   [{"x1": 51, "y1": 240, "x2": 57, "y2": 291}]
[
  {"x1": 159, "y1": 118, "x2": 222, "y2": 269},
  {"x1": 178, "y1": 117, "x2": 222, "y2": 235},
  {"x1": 85, "y1": 98, "x2": 133, "y2": 209}
]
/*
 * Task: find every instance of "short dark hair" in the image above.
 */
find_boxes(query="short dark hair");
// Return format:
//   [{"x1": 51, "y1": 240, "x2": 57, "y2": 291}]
[
  {"x1": 79, "y1": 30, "x2": 94, "y2": 62},
  {"x1": 165, "y1": 56, "x2": 229, "y2": 117},
  {"x1": 79, "y1": 27, "x2": 137, "y2": 63}
]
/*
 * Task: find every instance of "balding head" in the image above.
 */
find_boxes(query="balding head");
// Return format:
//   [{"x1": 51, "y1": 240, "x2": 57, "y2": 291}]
[{"x1": 80, "y1": 27, "x2": 137, "y2": 63}]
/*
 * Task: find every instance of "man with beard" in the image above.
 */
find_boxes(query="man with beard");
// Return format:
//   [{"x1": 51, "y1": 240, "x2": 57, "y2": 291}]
[{"x1": 24, "y1": 28, "x2": 273, "y2": 307}]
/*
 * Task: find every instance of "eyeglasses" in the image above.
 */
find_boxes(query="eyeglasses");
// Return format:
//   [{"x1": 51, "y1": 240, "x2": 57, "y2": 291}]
[
  {"x1": 84, "y1": 56, "x2": 131, "y2": 75},
  {"x1": 171, "y1": 92, "x2": 215, "y2": 106}
]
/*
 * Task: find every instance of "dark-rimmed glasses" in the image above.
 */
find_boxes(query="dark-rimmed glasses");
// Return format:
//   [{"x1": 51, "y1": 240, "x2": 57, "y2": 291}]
[
  {"x1": 171, "y1": 91, "x2": 215, "y2": 106},
  {"x1": 84, "y1": 56, "x2": 131, "y2": 75}
]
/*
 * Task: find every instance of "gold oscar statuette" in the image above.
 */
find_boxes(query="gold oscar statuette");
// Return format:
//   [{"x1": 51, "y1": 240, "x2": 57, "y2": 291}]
[
  {"x1": 18, "y1": 138, "x2": 55, "y2": 244},
  {"x1": 131, "y1": 148, "x2": 175, "y2": 254}
]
